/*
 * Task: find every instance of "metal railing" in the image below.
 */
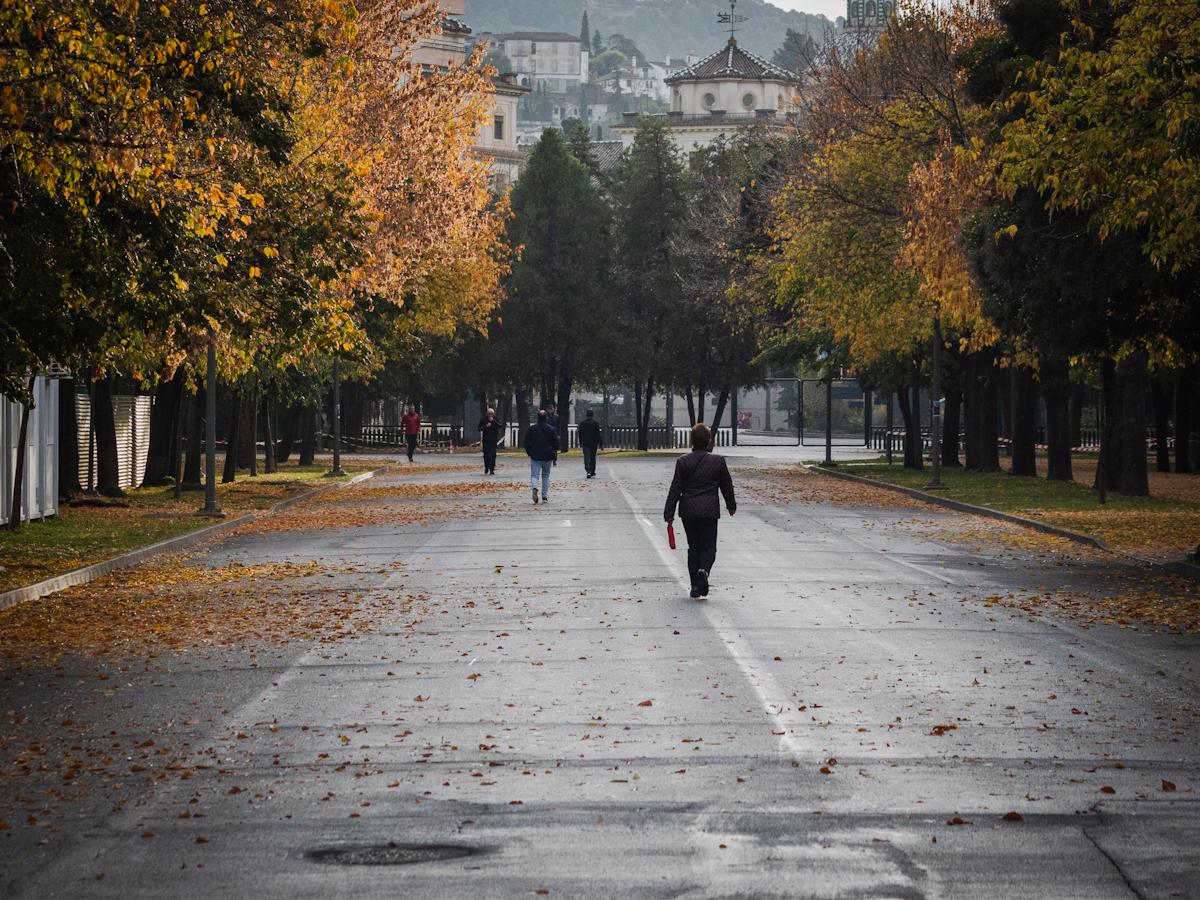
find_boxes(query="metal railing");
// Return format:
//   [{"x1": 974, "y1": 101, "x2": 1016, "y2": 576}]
[{"x1": 357, "y1": 422, "x2": 733, "y2": 451}]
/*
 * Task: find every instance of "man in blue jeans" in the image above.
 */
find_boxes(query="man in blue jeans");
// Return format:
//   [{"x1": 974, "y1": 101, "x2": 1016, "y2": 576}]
[{"x1": 523, "y1": 410, "x2": 559, "y2": 504}]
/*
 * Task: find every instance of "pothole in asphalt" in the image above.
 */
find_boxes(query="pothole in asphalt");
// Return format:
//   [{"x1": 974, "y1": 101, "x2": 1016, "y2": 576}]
[{"x1": 305, "y1": 843, "x2": 481, "y2": 866}]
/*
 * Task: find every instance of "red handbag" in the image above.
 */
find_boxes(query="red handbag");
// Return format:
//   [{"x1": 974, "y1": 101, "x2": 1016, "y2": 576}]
[{"x1": 667, "y1": 522, "x2": 676, "y2": 550}]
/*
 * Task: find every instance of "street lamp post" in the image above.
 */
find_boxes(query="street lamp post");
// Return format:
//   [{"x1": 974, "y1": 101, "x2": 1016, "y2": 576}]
[
  {"x1": 926, "y1": 316, "x2": 944, "y2": 490},
  {"x1": 198, "y1": 334, "x2": 224, "y2": 517},
  {"x1": 824, "y1": 370, "x2": 834, "y2": 466},
  {"x1": 328, "y1": 358, "x2": 347, "y2": 477}
]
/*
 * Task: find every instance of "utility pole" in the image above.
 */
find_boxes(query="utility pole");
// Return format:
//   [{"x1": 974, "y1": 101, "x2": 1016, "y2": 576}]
[
  {"x1": 824, "y1": 369, "x2": 834, "y2": 466},
  {"x1": 328, "y1": 358, "x2": 347, "y2": 477},
  {"x1": 927, "y1": 316, "x2": 944, "y2": 489},
  {"x1": 198, "y1": 333, "x2": 224, "y2": 517}
]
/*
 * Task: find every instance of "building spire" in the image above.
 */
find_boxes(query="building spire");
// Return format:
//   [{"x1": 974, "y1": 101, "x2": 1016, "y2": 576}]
[{"x1": 717, "y1": 0, "x2": 747, "y2": 43}]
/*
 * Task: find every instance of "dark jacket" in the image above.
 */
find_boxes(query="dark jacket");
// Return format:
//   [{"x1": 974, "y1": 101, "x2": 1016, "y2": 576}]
[
  {"x1": 478, "y1": 417, "x2": 501, "y2": 448},
  {"x1": 664, "y1": 450, "x2": 736, "y2": 521},
  {"x1": 523, "y1": 421, "x2": 559, "y2": 462},
  {"x1": 577, "y1": 418, "x2": 602, "y2": 449}
]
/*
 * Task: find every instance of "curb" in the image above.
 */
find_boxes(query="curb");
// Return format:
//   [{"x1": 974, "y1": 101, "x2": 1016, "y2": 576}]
[
  {"x1": 804, "y1": 464, "x2": 1200, "y2": 580},
  {"x1": 0, "y1": 467, "x2": 388, "y2": 614}
]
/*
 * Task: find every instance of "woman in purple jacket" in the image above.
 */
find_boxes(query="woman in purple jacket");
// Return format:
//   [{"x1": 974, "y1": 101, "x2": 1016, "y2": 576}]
[{"x1": 664, "y1": 423, "x2": 737, "y2": 598}]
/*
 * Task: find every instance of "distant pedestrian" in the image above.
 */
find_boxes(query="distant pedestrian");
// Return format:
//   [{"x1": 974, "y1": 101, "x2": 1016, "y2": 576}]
[
  {"x1": 578, "y1": 409, "x2": 602, "y2": 478},
  {"x1": 478, "y1": 407, "x2": 501, "y2": 475},
  {"x1": 545, "y1": 403, "x2": 561, "y2": 465},
  {"x1": 663, "y1": 423, "x2": 736, "y2": 598},
  {"x1": 402, "y1": 406, "x2": 421, "y2": 462},
  {"x1": 523, "y1": 410, "x2": 559, "y2": 504}
]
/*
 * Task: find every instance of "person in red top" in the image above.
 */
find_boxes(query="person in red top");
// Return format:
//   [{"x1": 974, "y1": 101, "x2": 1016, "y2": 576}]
[{"x1": 402, "y1": 406, "x2": 421, "y2": 462}]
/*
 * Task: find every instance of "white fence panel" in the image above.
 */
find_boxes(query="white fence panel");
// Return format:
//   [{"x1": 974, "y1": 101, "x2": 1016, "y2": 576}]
[{"x1": 0, "y1": 377, "x2": 59, "y2": 525}]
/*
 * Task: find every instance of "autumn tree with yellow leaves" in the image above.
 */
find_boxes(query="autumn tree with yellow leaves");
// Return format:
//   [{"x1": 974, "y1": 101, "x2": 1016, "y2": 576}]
[{"x1": 1, "y1": 0, "x2": 507, "y2": 517}]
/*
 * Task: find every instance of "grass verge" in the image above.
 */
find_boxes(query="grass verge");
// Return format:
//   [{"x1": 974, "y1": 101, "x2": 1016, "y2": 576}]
[
  {"x1": 830, "y1": 458, "x2": 1200, "y2": 561},
  {"x1": 0, "y1": 463, "x2": 362, "y2": 594}
]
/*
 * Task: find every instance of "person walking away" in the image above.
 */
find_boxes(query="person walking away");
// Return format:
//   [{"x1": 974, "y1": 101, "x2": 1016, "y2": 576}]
[
  {"x1": 478, "y1": 407, "x2": 501, "y2": 475},
  {"x1": 663, "y1": 423, "x2": 736, "y2": 598},
  {"x1": 402, "y1": 406, "x2": 421, "y2": 462},
  {"x1": 578, "y1": 409, "x2": 602, "y2": 478},
  {"x1": 545, "y1": 404, "x2": 561, "y2": 466},
  {"x1": 523, "y1": 410, "x2": 558, "y2": 504}
]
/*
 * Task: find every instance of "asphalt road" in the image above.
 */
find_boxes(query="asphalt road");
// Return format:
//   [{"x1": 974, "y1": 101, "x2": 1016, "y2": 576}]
[{"x1": 2, "y1": 454, "x2": 1198, "y2": 899}]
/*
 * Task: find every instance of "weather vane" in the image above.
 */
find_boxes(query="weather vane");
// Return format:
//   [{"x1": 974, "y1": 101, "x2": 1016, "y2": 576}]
[{"x1": 717, "y1": 0, "x2": 748, "y2": 41}]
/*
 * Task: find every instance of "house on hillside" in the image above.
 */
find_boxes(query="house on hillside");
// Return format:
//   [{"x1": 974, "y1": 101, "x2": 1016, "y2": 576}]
[{"x1": 488, "y1": 31, "x2": 585, "y2": 96}]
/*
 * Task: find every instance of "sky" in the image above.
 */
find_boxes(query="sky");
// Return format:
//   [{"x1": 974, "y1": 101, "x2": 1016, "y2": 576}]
[{"x1": 767, "y1": 0, "x2": 846, "y2": 23}]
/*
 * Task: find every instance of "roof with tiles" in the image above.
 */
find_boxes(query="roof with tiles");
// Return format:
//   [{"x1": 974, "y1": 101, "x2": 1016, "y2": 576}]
[{"x1": 664, "y1": 37, "x2": 799, "y2": 84}]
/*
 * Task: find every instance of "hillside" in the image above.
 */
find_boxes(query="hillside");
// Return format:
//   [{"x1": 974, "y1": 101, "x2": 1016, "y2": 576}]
[{"x1": 465, "y1": 0, "x2": 832, "y2": 63}]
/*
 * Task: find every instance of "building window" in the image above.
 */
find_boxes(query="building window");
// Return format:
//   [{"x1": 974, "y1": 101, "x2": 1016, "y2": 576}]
[
  {"x1": 742, "y1": 92, "x2": 756, "y2": 109},
  {"x1": 493, "y1": 115, "x2": 505, "y2": 141},
  {"x1": 530, "y1": 41, "x2": 537, "y2": 54},
  {"x1": 703, "y1": 92, "x2": 717, "y2": 108}
]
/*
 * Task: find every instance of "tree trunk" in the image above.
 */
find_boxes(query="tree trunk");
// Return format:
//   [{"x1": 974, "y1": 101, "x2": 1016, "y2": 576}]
[
  {"x1": 247, "y1": 380, "x2": 258, "y2": 477},
  {"x1": 1117, "y1": 351, "x2": 1149, "y2": 497},
  {"x1": 1069, "y1": 382, "x2": 1086, "y2": 449},
  {"x1": 1094, "y1": 359, "x2": 1121, "y2": 493},
  {"x1": 942, "y1": 353, "x2": 962, "y2": 467},
  {"x1": 171, "y1": 383, "x2": 187, "y2": 498},
  {"x1": 1010, "y1": 366, "x2": 1038, "y2": 476},
  {"x1": 978, "y1": 353, "x2": 1000, "y2": 471},
  {"x1": 896, "y1": 383, "x2": 919, "y2": 469},
  {"x1": 908, "y1": 358, "x2": 924, "y2": 470},
  {"x1": 1177, "y1": 366, "x2": 1194, "y2": 474},
  {"x1": 1151, "y1": 376, "x2": 1172, "y2": 473},
  {"x1": 555, "y1": 375, "x2": 573, "y2": 452},
  {"x1": 142, "y1": 369, "x2": 184, "y2": 487},
  {"x1": 263, "y1": 393, "x2": 277, "y2": 474},
  {"x1": 223, "y1": 390, "x2": 241, "y2": 483},
  {"x1": 516, "y1": 388, "x2": 531, "y2": 447},
  {"x1": 276, "y1": 404, "x2": 300, "y2": 463},
  {"x1": 1042, "y1": 356, "x2": 1073, "y2": 481},
  {"x1": 92, "y1": 376, "x2": 122, "y2": 495},
  {"x1": 685, "y1": 386, "x2": 696, "y2": 426},
  {"x1": 58, "y1": 378, "x2": 82, "y2": 499},
  {"x1": 639, "y1": 377, "x2": 655, "y2": 451},
  {"x1": 962, "y1": 352, "x2": 981, "y2": 470},
  {"x1": 342, "y1": 380, "x2": 365, "y2": 451},
  {"x1": 298, "y1": 404, "x2": 316, "y2": 467},
  {"x1": 710, "y1": 385, "x2": 730, "y2": 437},
  {"x1": 634, "y1": 381, "x2": 645, "y2": 449},
  {"x1": 183, "y1": 385, "x2": 203, "y2": 487},
  {"x1": 6, "y1": 375, "x2": 37, "y2": 531}
]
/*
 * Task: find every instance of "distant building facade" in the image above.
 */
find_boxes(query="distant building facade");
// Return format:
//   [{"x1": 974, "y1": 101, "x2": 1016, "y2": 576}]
[
  {"x1": 489, "y1": 31, "x2": 585, "y2": 95},
  {"x1": 413, "y1": 2, "x2": 530, "y2": 189},
  {"x1": 843, "y1": 0, "x2": 893, "y2": 32},
  {"x1": 612, "y1": 37, "x2": 802, "y2": 152}
]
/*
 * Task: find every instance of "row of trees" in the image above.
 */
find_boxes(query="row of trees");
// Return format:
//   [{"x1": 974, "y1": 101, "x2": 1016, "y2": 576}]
[
  {"x1": 2, "y1": 1, "x2": 508, "y2": 523},
  {"x1": 749, "y1": 0, "x2": 1198, "y2": 496},
  {"x1": 419, "y1": 117, "x2": 789, "y2": 451}
]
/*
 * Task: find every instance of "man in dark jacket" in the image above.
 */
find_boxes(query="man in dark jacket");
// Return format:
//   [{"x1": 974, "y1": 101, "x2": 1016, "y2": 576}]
[
  {"x1": 478, "y1": 407, "x2": 501, "y2": 475},
  {"x1": 523, "y1": 410, "x2": 559, "y2": 504},
  {"x1": 664, "y1": 423, "x2": 736, "y2": 598},
  {"x1": 577, "y1": 409, "x2": 602, "y2": 478}
]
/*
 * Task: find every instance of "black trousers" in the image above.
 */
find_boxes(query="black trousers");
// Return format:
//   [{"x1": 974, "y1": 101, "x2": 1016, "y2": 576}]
[
  {"x1": 406, "y1": 434, "x2": 418, "y2": 461},
  {"x1": 680, "y1": 516, "x2": 719, "y2": 589},
  {"x1": 482, "y1": 444, "x2": 497, "y2": 473}
]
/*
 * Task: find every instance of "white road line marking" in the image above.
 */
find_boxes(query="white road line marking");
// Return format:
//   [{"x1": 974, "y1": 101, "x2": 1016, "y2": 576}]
[
  {"x1": 563, "y1": 520, "x2": 572, "y2": 528},
  {"x1": 616, "y1": 479, "x2": 811, "y2": 761}
]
